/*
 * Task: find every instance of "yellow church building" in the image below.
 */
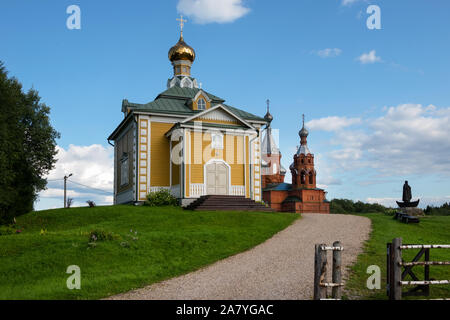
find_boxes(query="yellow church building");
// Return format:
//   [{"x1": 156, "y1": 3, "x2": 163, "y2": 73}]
[{"x1": 108, "y1": 23, "x2": 268, "y2": 206}]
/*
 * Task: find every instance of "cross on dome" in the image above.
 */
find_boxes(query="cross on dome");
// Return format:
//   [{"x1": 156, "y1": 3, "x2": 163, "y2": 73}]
[{"x1": 176, "y1": 15, "x2": 187, "y2": 37}]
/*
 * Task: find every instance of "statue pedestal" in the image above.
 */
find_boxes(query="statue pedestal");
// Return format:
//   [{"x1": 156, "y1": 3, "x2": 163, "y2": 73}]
[{"x1": 399, "y1": 207, "x2": 424, "y2": 217}]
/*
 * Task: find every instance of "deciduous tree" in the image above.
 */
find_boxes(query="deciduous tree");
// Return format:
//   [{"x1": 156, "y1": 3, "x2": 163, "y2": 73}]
[{"x1": 0, "y1": 62, "x2": 60, "y2": 223}]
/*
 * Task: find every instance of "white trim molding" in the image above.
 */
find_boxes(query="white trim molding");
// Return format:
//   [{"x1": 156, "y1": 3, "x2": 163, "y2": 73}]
[{"x1": 149, "y1": 186, "x2": 170, "y2": 193}]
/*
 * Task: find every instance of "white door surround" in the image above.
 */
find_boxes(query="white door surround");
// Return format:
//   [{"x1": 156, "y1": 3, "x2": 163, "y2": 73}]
[{"x1": 204, "y1": 159, "x2": 231, "y2": 195}]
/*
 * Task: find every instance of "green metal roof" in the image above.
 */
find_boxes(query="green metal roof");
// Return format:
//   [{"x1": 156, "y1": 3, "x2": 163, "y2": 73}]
[
  {"x1": 125, "y1": 87, "x2": 265, "y2": 122},
  {"x1": 157, "y1": 86, "x2": 225, "y2": 102}
]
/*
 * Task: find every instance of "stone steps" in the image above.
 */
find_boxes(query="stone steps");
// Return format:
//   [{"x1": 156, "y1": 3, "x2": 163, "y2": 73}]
[{"x1": 185, "y1": 195, "x2": 274, "y2": 212}]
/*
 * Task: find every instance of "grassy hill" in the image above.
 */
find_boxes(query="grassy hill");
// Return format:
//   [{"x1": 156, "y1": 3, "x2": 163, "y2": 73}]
[
  {"x1": 0, "y1": 205, "x2": 297, "y2": 300},
  {"x1": 345, "y1": 213, "x2": 450, "y2": 300}
]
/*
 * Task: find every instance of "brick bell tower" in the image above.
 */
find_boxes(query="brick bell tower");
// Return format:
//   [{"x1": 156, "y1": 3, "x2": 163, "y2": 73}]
[
  {"x1": 263, "y1": 114, "x2": 329, "y2": 213},
  {"x1": 291, "y1": 115, "x2": 316, "y2": 188}
]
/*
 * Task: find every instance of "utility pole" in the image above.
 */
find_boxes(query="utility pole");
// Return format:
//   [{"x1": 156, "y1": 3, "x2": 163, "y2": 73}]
[{"x1": 64, "y1": 173, "x2": 73, "y2": 208}]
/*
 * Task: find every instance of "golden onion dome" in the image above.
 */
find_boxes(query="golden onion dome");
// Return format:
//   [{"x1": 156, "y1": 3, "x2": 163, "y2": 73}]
[{"x1": 168, "y1": 34, "x2": 196, "y2": 63}]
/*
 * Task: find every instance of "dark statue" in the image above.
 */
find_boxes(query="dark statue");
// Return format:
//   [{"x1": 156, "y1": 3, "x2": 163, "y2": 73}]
[
  {"x1": 397, "y1": 180, "x2": 419, "y2": 208},
  {"x1": 402, "y1": 181, "x2": 412, "y2": 202}
]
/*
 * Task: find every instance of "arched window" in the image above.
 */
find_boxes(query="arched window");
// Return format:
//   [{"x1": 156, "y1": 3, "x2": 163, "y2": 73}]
[
  {"x1": 309, "y1": 171, "x2": 314, "y2": 184},
  {"x1": 273, "y1": 163, "x2": 277, "y2": 174},
  {"x1": 197, "y1": 98, "x2": 206, "y2": 110},
  {"x1": 301, "y1": 171, "x2": 306, "y2": 184}
]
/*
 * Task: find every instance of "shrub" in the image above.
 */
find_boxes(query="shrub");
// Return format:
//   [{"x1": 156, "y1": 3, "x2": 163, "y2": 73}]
[
  {"x1": 0, "y1": 225, "x2": 16, "y2": 236},
  {"x1": 86, "y1": 200, "x2": 96, "y2": 208},
  {"x1": 145, "y1": 189, "x2": 178, "y2": 207},
  {"x1": 330, "y1": 198, "x2": 392, "y2": 214},
  {"x1": 88, "y1": 230, "x2": 116, "y2": 242},
  {"x1": 66, "y1": 198, "x2": 74, "y2": 208},
  {"x1": 425, "y1": 202, "x2": 450, "y2": 216}
]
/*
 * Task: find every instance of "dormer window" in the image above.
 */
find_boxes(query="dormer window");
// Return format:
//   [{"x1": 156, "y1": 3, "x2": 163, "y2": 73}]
[{"x1": 198, "y1": 98, "x2": 206, "y2": 110}]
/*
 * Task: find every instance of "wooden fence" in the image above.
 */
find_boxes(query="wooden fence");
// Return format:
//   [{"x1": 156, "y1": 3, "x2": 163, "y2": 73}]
[
  {"x1": 314, "y1": 241, "x2": 344, "y2": 300},
  {"x1": 387, "y1": 237, "x2": 450, "y2": 300}
]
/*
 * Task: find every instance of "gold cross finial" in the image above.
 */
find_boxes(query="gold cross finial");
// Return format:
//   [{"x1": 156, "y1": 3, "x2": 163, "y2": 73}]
[
  {"x1": 176, "y1": 15, "x2": 187, "y2": 37},
  {"x1": 302, "y1": 114, "x2": 305, "y2": 126}
]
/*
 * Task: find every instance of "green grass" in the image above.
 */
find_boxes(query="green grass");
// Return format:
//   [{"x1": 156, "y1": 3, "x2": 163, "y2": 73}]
[
  {"x1": 0, "y1": 205, "x2": 298, "y2": 300},
  {"x1": 345, "y1": 213, "x2": 450, "y2": 299}
]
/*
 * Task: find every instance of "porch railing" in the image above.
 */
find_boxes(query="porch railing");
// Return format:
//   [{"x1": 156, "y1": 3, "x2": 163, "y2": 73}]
[{"x1": 188, "y1": 184, "x2": 245, "y2": 197}]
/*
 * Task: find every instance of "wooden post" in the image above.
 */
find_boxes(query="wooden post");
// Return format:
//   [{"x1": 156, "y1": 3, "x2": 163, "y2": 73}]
[
  {"x1": 332, "y1": 241, "x2": 342, "y2": 299},
  {"x1": 424, "y1": 248, "x2": 430, "y2": 296},
  {"x1": 391, "y1": 237, "x2": 403, "y2": 300},
  {"x1": 314, "y1": 243, "x2": 327, "y2": 300},
  {"x1": 64, "y1": 175, "x2": 67, "y2": 208},
  {"x1": 387, "y1": 242, "x2": 392, "y2": 298}
]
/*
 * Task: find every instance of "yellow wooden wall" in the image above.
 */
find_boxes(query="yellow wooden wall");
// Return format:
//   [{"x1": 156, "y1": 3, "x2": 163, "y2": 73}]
[
  {"x1": 245, "y1": 136, "x2": 250, "y2": 197},
  {"x1": 171, "y1": 140, "x2": 180, "y2": 185},
  {"x1": 150, "y1": 122, "x2": 172, "y2": 186}
]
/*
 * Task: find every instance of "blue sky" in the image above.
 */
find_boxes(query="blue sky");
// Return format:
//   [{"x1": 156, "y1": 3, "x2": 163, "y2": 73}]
[{"x1": 1, "y1": 0, "x2": 449, "y2": 209}]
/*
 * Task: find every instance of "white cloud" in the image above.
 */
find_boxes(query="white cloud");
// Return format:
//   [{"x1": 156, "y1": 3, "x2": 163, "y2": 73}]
[
  {"x1": 365, "y1": 197, "x2": 397, "y2": 208},
  {"x1": 342, "y1": 0, "x2": 360, "y2": 5},
  {"x1": 46, "y1": 144, "x2": 113, "y2": 190},
  {"x1": 177, "y1": 0, "x2": 250, "y2": 24},
  {"x1": 324, "y1": 104, "x2": 450, "y2": 176},
  {"x1": 36, "y1": 144, "x2": 114, "y2": 209},
  {"x1": 357, "y1": 50, "x2": 382, "y2": 64},
  {"x1": 314, "y1": 48, "x2": 342, "y2": 58},
  {"x1": 306, "y1": 116, "x2": 361, "y2": 131}
]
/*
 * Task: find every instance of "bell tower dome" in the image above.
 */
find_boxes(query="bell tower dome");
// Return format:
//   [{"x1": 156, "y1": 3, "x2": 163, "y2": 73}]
[{"x1": 290, "y1": 114, "x2": 316, "y2": 189}]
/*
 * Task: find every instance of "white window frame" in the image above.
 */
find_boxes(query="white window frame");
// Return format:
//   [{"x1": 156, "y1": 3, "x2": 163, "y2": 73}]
[
  {"x1": 197, "y1": 98, "x2": 206, "y2": 110},
  {"x1": 211, "y1": 132, "x2": 223, "y2": 150}
]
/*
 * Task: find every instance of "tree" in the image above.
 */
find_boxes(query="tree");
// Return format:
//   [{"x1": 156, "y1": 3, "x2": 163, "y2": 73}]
[{"x1": 0, "y1": 62, "x2": 60, "y2": 224}]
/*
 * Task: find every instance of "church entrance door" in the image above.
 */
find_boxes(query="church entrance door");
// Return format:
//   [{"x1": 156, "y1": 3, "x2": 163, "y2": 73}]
[{"x1": 206, "y1": 162, "x2": 229, "y2": 195}]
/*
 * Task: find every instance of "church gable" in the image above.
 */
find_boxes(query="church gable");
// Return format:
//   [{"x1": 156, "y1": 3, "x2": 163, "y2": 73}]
[{"x1": 182, "y1": 105, "x2": 254, "y2": 128}]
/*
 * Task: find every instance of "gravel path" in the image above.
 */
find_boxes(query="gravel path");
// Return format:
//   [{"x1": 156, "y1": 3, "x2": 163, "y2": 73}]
[{"x1": 108, "y1": 214, "x2": 371, "y2": 300}]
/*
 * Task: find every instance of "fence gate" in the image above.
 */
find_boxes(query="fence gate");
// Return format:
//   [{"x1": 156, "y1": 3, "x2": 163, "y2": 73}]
[
  {"x1": 314, "y1": 241, "x2": 344, "y2": 300},
  {"x1": 387, "y1": 237, "x2": 450, "y2": 300}
]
